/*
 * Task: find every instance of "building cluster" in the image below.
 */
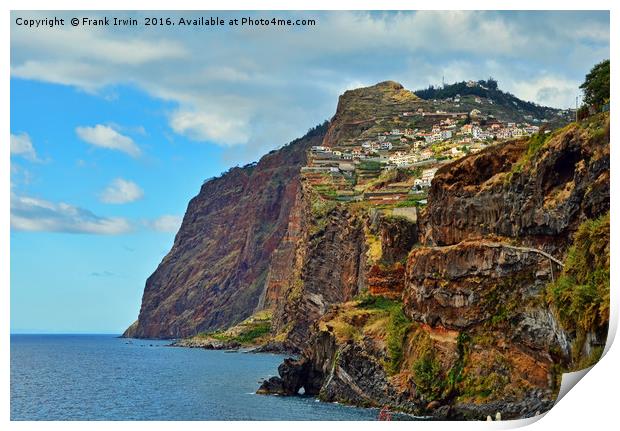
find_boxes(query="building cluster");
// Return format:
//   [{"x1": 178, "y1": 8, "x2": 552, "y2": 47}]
[
  {"x1": 310, "y1": 108, "x2": 541, "y2": 172},
  {"x1": 302, "y1": 98, "x2": 561, "y2": 205}
]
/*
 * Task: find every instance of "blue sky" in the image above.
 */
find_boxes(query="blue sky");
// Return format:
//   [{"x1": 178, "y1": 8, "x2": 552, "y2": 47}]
[{"x1": 10, "y1": 10, "x2": 609, "y2": 333}]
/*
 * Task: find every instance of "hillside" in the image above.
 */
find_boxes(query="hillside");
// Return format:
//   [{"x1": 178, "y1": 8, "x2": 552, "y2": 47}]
[
  {"x1": 322, "y1": 81, "x2": 421, "y2": 147},
  {"x1": 257, "y1": 112, "x2": 609, "y2": 419},
  {"x1": 123, "y1": 124, "x2": 326, "y2": 338},
  {"x1": 124, "y1": 78, "x2": 609, "y2": 420},
  {"x1": 415, "y1": 78, "x2": 572, "y2": 128}
]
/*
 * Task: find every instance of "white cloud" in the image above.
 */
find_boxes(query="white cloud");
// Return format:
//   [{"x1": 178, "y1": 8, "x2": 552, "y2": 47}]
[
  {"x1": 100, "y1": 178, "x2": 144, "y2": 204},
  {"x1": 12, "y1": 25, "x2": 187, "y2": 66},
  {"x1": 508, "y1": 76, "x2": 580, "y2": 109},
  {"x1": 148, "y1": 215, "x2": 183, "y2": 233},
  {"x1": 201, "y1": 66, "x2": 251, "y2": 83},
  {"x1": 10, "y1": 132, "x2": 40, "y2": 162},
  {"x1": 10, "y1": 192, "x2": 185, "y2": 235},
  {"x1": 12, "y1": 60, "x2": 116, "y2": 92},
  {"x1": 10, "y1": 11, "x2": 609, "y2": 162},
  {"x1": 11, "y1": 192, "x2": 132, "y2": 235},
  {"x1": 75, "y1": 125, "x2": 141, "y2": 157},
  {"x1": 169, "y1": 110, "x2": 250, "y2": 145}
]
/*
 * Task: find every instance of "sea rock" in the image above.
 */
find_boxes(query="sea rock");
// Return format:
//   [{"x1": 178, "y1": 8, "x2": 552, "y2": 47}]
[
  {"x1": 256, "y1": 377, "x2": 286, "y2": 395},
  {"x1": 171, "y1": 338, "x2": 241, "y2": 350},
  {"x1": 250, "y1": 341, "x2": 294, "y2": 354},
  {"x1": 256, "y1": 358, "x2": 309, "y2": 396}
]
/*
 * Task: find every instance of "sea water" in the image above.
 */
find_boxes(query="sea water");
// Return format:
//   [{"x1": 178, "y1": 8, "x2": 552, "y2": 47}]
[{"x1": 11, "y1": 334, "x2": 383, "y2": 420}]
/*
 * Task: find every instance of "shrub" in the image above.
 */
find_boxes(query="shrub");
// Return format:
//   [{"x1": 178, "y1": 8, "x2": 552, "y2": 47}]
[
  {"x1": 512, "y1": 132, "x2": 550, "y2": 172},
  {"x1": 385, "y1": 305, "x2": 412, "y2": 374},
  {"x1": 355, "y1": 295, "x2": 411, "y2": 375},
  {"x1": 356, "y1": 294, "x2": 399, "y2": 312},
  {"x1": 546, "y1": 212, "x2": 610, "y2": 364},
  {"x1": 234, "y1": 322, "x2": 272, "y2": 344},
  {"x1": 412, "y1": 350, "x2": 445, "y2": 401}
]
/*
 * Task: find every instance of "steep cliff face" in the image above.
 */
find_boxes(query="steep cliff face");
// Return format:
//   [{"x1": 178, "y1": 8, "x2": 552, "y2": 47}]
[
  {"x1": 124, "y1": 125, "x2": 326, "y2": 338},
  {"x1": 270, "y1": 186, "x2": 368, "y2": 349},
  {"x1": 404, "y1": 241, "x2": 559, "y2": 330},
  {"x1": 267, "y1": 182, "x2": 420, "y2": 350},
  {"x1": 258, "y1": 114, "x2": 609, "y2": 420},
  {"x1": 125, "y1": 78, "x2": 608, "y2": 420},
  {"x1": 425, "y1": 115, "x2": 610, "y2": 250}
]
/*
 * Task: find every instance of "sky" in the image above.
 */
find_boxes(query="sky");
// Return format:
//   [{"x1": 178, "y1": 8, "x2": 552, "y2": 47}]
[{"x1": 9, "y1": 10, "x2": 610, "y2": 334}]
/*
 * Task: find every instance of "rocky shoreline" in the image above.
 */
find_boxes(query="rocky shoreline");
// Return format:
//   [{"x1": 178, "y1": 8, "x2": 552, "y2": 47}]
[
  {"x1": 254, "y1": 332, "x2": 553, "y2": 420},
  {"x1": 169, "y1": 336, "x2": 547, "y2": 421},
  {"x1": 170, "y1": 337, "x2": 242, "y2": 351},
  {"x1": 170, "y1": 337, "x2": 294, "y2": 355}
]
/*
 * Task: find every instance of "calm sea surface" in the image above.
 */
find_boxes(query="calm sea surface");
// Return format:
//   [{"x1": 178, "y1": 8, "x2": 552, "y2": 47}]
[{"x1": 10, "y1": 334, "x2": 387, "y2": 420}]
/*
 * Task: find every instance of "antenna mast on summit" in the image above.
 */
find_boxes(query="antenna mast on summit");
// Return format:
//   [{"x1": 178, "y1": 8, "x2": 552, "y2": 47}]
[{"x1": 575, "y1": 95, "x2": 579, "y2": 122}]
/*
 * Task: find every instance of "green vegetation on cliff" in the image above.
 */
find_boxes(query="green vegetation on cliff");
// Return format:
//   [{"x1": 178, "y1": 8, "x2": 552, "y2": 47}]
[
  {"x1": 546, "y1": 212, "x2": 610, "y2": 367},
  {"x1": 580, "y1": 59, "x2": 610, "y2": 108},
  {"x1": 511, "y1": 132, "x2": 551, "y2": 173},
  {"x1": 385, "y1": 305, "x2": 412, "y2": 375},
  {"x1": 355, "y1": 295, "x2": 412, "y2": 374},
  {"x1": 195, "y1": 310, "x2": 273, "y2": 346},
  {"x1": 509, "y1": 110, "x2": 608, "y2": 182},
  {"x1": 409, "y1": 328, "x2": 446, "y2": 401}
]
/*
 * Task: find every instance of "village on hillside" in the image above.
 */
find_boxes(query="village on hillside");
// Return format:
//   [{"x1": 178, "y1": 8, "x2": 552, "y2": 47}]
[{"x1": 302, "y1": 91, "x2": 573, "y2": 208}]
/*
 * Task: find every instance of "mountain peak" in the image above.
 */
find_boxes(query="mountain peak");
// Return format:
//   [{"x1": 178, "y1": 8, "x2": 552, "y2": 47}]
[
  {"x1": 372, "y1": 80, "x2": 404, "y2": 90},
  {"x1": 323, "y1": 82, "x2": 420, "y2": 147}
]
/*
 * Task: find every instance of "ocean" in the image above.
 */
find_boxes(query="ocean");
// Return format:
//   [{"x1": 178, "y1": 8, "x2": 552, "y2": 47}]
[{"x1": 10, "y1": 334, "x2": 383, "y2": 420}]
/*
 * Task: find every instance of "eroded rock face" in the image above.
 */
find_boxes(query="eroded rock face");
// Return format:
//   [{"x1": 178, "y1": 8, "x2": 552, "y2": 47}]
[
  {"x1": 257, "y1": 358, "x2": 308, "y2": 396},
  {"x1": 367, "y1": 264, "x2": 405, "y2": 298},
  {"x1": 425, "y1": 121, "x2": 610, "y2": 250},
  {"x1": 260, "y1": 117, "x2": 609, "y2": 419},
  {"x1": 376, "y1": 213, "x2": 418, "y2": 263},
  {"x1": 403, "y1": 241, "x2": 552, "y2": 329},
  {"x1": 272, "y1": 200, "x2": 368, "y2": 349},
  {"x1": 257, "y1": 330, "x2": 417, "y2": 412},
  {"x1": 124, "y1": 126, "x2": 326, "y2": 339},
  {"x1": 318, "y1": 341, "x2": 398, "y2": 408},
  {"x1": 256, "y1": 332, "x2": 338, "y2": 397}
]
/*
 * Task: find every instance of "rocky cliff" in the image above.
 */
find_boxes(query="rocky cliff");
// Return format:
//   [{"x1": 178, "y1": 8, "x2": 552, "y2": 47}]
[
  {"x1": 124, "y1": 124, "x2": 326, "y2": 338},
  {"x1": 322, "y1": 81, "x2": 421, "y2": 148},
  {"x1": 269, "y1": 188, "x2": 368, "y2": 350},
  {"x1": 425, "y1": 115, "x2": 609, "y2": 250},
  {"x1": 125, "y1": 79, "x2": 609, "y2": 420},
  {"x1": 257, "y1": 113, "x2": 609, "y2": 420}
]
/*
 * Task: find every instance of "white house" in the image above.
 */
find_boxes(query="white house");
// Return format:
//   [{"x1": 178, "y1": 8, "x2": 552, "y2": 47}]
[
  {"x1": 311, "y1": 146, "x2": 330, "y2": 152},
  {"x1": 441, "y1": 130, "x2": 453, "y2": 140},
  {"x1": 421, "y1": 167, "x2": 439, "y2": 187}
]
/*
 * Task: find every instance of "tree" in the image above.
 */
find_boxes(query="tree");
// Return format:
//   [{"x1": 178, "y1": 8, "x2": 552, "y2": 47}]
[
  {"x1": 580, "y1": 60, "x2": 610, "y2": 108},
  {"x1": 486, "y1": 77, "x2": 498, "y2": 90}
]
